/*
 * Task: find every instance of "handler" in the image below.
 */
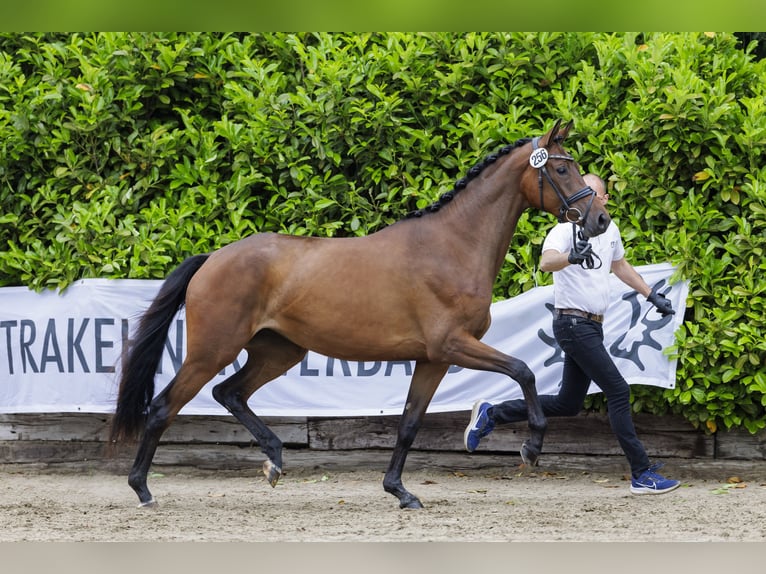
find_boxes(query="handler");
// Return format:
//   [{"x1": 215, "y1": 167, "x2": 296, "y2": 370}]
[{"x1": 464, "y1": 173, "x2": 680, "y2": 495}]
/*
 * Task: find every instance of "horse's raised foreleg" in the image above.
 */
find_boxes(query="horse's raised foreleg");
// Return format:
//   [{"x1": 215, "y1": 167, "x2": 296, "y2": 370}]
[
  {"x1": 441, "y1": 334, "x2": 547, "y2": 464},
  {"x1": 515, "y1": 358, "x2": 544, "y2": 465},
  {"x1": 212, "y1": 331, "x2": 307, "y2": 489},
  {"x1": 383, "y1": 361, "x2": 449, "y2": 510},
  {"x1": 213, "y1": 379, "x2": 284, "y2": 487}
]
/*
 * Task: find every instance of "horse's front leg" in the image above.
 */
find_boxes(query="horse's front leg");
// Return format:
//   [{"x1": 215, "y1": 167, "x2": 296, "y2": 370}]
[
  {"x1": 383, "y1": 362, "x2": 449, "y2": 510},
  {"x1": 512, "y1": 357, "x2": 544, "y2": 465},
  {"x1": 446, "y1": 335, "x2": 547, "y2": 464}
]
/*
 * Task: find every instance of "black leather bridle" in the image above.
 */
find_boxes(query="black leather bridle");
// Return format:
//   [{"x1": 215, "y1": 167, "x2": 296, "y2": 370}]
[
  {"x1": 530, "y1": 136, "x2": 595, "y2": 225},
  {"x1": 530, "y1": 136, "x2": 602, "y2": 269}
]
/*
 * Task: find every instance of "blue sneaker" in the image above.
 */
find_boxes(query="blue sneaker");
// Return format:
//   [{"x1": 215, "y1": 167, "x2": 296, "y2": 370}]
[
  {"x1": 630, "y1": 462, "x2": 680, "y2": 495},
  {"x1": 464, "y1": 400, "x2": 495, "y2": 452}
]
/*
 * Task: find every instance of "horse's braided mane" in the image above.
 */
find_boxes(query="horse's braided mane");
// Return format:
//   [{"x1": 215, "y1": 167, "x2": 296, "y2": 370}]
[{"x1": 404, "y1": 137, "x2": 532, "y2": 220}]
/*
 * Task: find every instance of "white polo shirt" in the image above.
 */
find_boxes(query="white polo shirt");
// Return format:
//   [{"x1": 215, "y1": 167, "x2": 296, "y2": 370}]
[{"x1": 542, "y1": 220, "x2": 625, "y2": 316}]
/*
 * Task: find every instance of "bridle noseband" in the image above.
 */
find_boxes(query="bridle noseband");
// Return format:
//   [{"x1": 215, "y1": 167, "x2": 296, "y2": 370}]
[{"x1": 530, "y1": 136, "x2": 595, "y2": 226}]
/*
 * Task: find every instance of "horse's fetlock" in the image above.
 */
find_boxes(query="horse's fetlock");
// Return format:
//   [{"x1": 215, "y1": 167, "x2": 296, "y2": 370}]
[
  {"x1": 531, "y1": 419, "x2": 547, "y2": 434},
  {"x1": 382, "y1": 477, "x2": 401, "y2": 495}
]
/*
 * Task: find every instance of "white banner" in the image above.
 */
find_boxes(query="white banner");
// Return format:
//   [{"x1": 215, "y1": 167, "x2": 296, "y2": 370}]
[{"x1": 0, "y1": 263, "x2": 688, "y2": 416}]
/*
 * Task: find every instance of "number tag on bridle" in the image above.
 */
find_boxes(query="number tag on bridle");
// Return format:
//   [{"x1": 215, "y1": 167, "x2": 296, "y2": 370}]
[{"x1": 529, "y1": 147, "x2": 548, "y2": 168}]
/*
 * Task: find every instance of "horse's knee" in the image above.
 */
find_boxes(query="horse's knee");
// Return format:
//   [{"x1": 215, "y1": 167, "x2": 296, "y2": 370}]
[
  {"x1": 212, "y1": 382, "x2": 235, "y2": 407},
  {"x1": 515, "y1": 363, "x2": 535, "y2": 388}
]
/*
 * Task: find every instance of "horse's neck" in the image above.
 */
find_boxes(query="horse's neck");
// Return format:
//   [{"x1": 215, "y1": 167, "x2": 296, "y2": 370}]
[{"x1": 421, "y1": 154, "x2": 529, "y2": 283}]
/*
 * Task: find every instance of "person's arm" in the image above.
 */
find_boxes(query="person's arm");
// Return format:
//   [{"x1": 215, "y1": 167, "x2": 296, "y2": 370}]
[
  {"x1": 540, "y1": 249, "x2": 572, "y2": 272},
  {"x1": 613, "y1": 257, "x2": 676, "y2": 315},
  {"x1": 541, "y1": 237, "x2": 595, "y2": 272},
  {"x1": 611, "y1": 257, "x2": 652, "y2": 297}
]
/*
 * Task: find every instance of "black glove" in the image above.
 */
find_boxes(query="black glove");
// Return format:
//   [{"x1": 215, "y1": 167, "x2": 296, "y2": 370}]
[
  {"x1": 647, "y1": 284, "x2": 675, "y2": 316},
  {"x1": 568, "y1": 239, "x2": 593, "y2": 265}
]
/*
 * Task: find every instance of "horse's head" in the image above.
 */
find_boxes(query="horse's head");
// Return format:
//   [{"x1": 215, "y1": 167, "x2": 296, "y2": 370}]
[{"x1": 523, "y1": 120, "x2": 611, "y2": 238}]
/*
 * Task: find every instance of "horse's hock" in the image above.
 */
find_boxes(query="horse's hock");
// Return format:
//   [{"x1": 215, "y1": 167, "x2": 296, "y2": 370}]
[{"x1": 1, "y1": 411, "x2": 765, "y2": 474}]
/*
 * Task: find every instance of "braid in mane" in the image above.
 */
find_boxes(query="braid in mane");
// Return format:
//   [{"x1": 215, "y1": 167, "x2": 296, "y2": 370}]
[{"x1": 404, "y1": 137, "x2": 532, "y2": 219}]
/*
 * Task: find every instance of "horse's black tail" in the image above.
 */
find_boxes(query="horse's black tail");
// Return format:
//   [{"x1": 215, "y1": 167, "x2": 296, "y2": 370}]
[{"x1": 109, "y1": 254, "x2": 210, "y2": 443}]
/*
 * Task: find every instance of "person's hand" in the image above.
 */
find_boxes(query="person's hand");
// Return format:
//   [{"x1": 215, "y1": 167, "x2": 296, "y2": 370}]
[
  {"x1": 647, "y1": 284, "x2": 675, "y2": 316},
  {"x1": 568, "y1": 239, "x2": 593, "y2": 265}
]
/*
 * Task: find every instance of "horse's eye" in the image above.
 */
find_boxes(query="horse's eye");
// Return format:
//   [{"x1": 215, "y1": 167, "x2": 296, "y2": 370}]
[{"x1": 556, "y1": 165, "x2": 567, "y2": 175}]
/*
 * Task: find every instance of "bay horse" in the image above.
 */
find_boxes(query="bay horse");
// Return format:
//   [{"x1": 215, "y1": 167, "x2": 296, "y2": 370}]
[{"x1": 110, "y1": 119, "x2": 611, "y2": 509}]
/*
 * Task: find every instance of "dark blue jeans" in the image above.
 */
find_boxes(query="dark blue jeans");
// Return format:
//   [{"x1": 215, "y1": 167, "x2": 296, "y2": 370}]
[{"x1": 489, "y1": 314, "x2": 651, "y2": 477}]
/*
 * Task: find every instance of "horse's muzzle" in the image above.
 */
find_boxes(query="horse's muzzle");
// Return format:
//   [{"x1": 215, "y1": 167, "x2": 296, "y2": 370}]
[{"x1": 586, "y1": 211, "x2": 611, "y2": 238}]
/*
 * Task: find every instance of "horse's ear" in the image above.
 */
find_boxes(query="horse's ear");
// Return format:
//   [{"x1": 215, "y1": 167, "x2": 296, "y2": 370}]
[
  {"x1": 541, "y1": 119, "x2": 562, "y2": 147},
  {"x1": 558, "y1": 120, "x2": 574, "y2": 141}
]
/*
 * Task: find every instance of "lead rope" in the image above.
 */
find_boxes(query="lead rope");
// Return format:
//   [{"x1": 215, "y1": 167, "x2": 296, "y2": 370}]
[{"x1": 571, "y1": 222, "x2": 602, "y2": 270}]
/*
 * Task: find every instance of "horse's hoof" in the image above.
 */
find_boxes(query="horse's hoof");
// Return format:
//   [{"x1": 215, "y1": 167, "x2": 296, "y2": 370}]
[
  {"x1": 399, "y1": 496, "x2": 424, "y2": 510},
  {"x1": 137, "y1": 498, "x2": 158, "y2": 509},
  {"x1": 263, "y1": 459, "x2": 282, "y2": 487},
  {"x1": 520, "y1": 441, "x2": 540, "y2": 467}
]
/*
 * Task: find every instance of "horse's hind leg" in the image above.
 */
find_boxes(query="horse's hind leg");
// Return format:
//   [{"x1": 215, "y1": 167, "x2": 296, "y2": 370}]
[
  {"x1": 127, "y1": 383, "x2": 174, "y2": 507},
  {"x1": 128, "y1": 362, "x2": 222, "y2": 507},
  {"x1": 383, "y1": 361, "x2": 449, "y2": 509},
  {"x1": 212, "y1": 330, "x2": 307, "y2": 488}
]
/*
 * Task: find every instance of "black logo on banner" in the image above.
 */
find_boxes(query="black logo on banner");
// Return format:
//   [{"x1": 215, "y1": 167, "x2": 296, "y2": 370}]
[
  {"x1": 537, "y1": 280, "x2": 674, "y2": 371},
  {"x1": 609, "y1": 280, "x2": 674, "y2": 370}
]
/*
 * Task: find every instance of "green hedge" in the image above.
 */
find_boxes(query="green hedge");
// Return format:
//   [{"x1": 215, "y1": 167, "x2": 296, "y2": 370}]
[{"x1": 1, "y1": 32, "x2": 764, "y2": 434}]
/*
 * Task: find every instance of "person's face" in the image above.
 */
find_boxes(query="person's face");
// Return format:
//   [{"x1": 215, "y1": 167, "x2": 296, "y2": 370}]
[{"x1": 584, "y1": 175, "x2": 609, "y2": 205}]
